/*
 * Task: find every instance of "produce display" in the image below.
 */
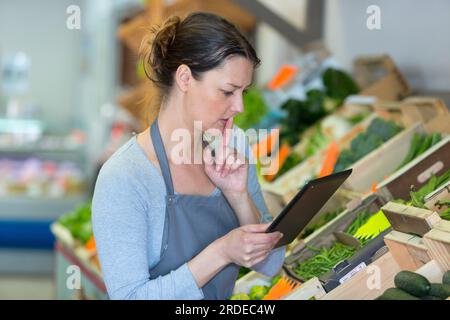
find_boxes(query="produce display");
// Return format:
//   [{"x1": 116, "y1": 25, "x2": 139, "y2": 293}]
[
  {"x1": 58, "y1": 202, "x2": 93, "y2": 245},
  {"x1": 396, "y1": 132, "x2": 442, "y2": 170},
  {"x1": 291, "y1": 206, "x2": 391, "y2": 281},
  {"x1": 293, "y1": 242, "x2": 357, "y2": 281},
  {"x1": 345, "y1": 210, "x2": 391, "y2": 242},
  {"x1": 376, "y1": 270, "x2": 450, "y2": 300},
  {"x1": 333, "y1": 118, "x2": 403, "y2": 172},
  {"x1": 0, "y1": 157, "x2": 86, "y2": 198},
  {"x1": 272, "y1": 152, "x2": 303, "y2": 181},
  {"x1": 237, "y1": 267, "x2": 251, "y2": 280},
  {"x1": 234, "y1": 87, "x2": 269, "y2": 130},
  {"x1": 303, "y1": 126, "x2": 330, "y2": 159},
  {"x1": 280, "y1": 67, "x2": 359, "y2": 146},
  {"x1": 230, "y1": 274, "x2": 283, "y2": 300},
  {"x1": 396, "y1": 169, "x2": 450, "y2": 220}
]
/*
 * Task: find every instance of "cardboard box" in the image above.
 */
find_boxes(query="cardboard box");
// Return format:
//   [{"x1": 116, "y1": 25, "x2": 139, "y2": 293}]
[
  {"x1": 373, "y1": 96, "x2": 450, "y2": 134},
  {"x1": 354, "y1": 55, "x2": 410, "y2": 101},
  {"x1": 400, "y1": 97, "x2": 450, "y2": 134}
]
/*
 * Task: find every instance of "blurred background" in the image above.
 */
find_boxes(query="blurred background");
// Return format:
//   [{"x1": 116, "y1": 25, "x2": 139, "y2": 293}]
[{"x1": 0, "y1": 0, "x2": 449, "y2": 300}]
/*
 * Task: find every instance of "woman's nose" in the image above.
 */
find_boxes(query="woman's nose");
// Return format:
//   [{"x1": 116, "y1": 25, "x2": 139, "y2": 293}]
[{"x1": 230, "y1": 95, "x2": 244, "y2": 114}]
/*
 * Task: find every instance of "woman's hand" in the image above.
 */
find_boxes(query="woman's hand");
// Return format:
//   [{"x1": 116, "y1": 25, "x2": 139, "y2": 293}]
[
  {"x1": 203, "y1": 118, "x2": 248, "y2": 197},
  {"x1": 215, "y1": 223, "x2": 283, "y2": 268}
]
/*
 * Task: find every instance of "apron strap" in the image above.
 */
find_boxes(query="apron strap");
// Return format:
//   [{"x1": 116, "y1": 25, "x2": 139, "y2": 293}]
[{"x1": 150, "y1": 118, "x2": 175, "y2": 196}]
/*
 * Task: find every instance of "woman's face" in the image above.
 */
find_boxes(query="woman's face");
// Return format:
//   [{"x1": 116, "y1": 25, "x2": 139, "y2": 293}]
[{"x1": 184, "y1": 55, "x2": 254, "y2": 133}]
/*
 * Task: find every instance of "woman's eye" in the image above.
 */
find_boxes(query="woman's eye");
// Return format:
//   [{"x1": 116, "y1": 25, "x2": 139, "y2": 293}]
[{"x1": 222, "y1": 90, "x2": 233, "y2": 97}]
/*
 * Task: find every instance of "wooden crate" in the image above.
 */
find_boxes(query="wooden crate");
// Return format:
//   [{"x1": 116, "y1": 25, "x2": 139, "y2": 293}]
[
  {"x1": 354, "y1": 55, "x2": 411, "y2": 101},
  {"x1": 342, "y1": 122, "x2": 427, "y2": 193},
  {"x1": 284, "y1": 195, "x2": 390, "y2": 285},
  {"x1": 376, "y1": 135, "x2": 450, "y2": 201},
  {"x1": 400, "y1": 97, "x2": 450, "y2": 134},
  {"x1": 384, "y1": 230, "x2": 432, "y2": 271},
  {"x1": 261, "y1": 114, "x2": 377, "y2": 204},
  {"x1": 424, "y1": 181, "x2": 450, "y2": 214},
  {"x1": 320, "y1": 253, "x2": 444, "y2": 300},
  {"x1": 321, "y1": 217, "x2": 449, "y2": 300},
  {"x1": 286, "y1": 191, "x2": 378, "y2": 256},
  {"x1": 283, "y1": 277, "x2": 327, "y2": 300},
  {"x1": 320, "y1": 251, "x2": 400, "y2": 300},
  {"x1": 423, "y1": 228, "x2": 450, "y2": 270},
  {"x1": 381, "y1": 201, "x2": 442, "y2": 237},
  {"x1": 51, "y1": 223, "x2": 102, "y2": 279}
]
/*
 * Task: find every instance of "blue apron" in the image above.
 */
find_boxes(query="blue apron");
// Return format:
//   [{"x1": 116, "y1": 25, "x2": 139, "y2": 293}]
[{"x1": 148, "y1": 118, "x2": 240, "y2": 299}]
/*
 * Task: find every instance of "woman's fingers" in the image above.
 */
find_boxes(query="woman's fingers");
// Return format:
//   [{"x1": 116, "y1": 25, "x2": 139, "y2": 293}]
[
  {"x1": 242, "y1": 231, "x2": 282, "y2": 246},
  {"x1": 203, "y1": 145, "x2": 215, "y2": 166},
  {"x1": 249, "y1": 250, "x2": 271, "y2": 266},
  {"x1": 241, "y1": 223, "x2": 271, "y2": 233},
  {"x1": 248, "y1": 242, "x2": 275, "y2": 254},
  {"x1": 215, "y1": 118, "x2": 233, "y2": 171}
]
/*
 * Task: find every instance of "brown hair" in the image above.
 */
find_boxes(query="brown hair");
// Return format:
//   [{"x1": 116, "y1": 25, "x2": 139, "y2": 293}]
[{"x1": 140, "y1": 12, "x2": 260, "y2": 99}]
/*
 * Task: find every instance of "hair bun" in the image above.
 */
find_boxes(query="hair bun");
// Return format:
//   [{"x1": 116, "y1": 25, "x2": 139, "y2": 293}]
[{"x1": 154, "y1": 16, "x2": 180, "y2": 59}]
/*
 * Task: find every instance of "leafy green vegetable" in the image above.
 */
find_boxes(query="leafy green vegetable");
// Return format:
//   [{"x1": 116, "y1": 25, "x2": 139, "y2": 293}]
[
  {"x1": 322, "y1": 68, "x2": 359, "y2": 106},
  {"x1": 408, "y1": 169, "x2": 450, "y2": 220},
  {"x1": 397, "y1": 133, "x2": 442, "y2": 170},
  {"x1": 279, "y1": 68, "x2": 359, "y2": 146},
  {"x1": 280, "y1": 96, "x2": 327, "y2": 146},
  {"x1": 234, "y1": 87, "x2": 269, "y2": 130},
  {"x1": 58, "y1": 202, "x2": 92, "y2": 244},
  {"x1": 272, "y1": 152, "x2": 303, "y2": 181},
  {"x1": 237, "y1": 267, "x2": 251, "y2": 280},
  {"x1": 249, "y1": 285, "x2": 269, "y2": 300},
  {"x1": 348, "y1": 112, "x2": 370, "y2": 125},
  {"x1": 334, "y1": 118, "x2": 402, "y2": 172},
  {"x1": 366, "y1": 117, "x2": 402, "y2": 142},
  {"x1": 305, "y1": 126, "x2": 329, "y2": 158},
  {"x1": 293, "y1": 242, "x2": 357, "y2": 281}
]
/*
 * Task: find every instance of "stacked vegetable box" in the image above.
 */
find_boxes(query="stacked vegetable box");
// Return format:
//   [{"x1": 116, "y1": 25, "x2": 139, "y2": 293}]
[{"x1": 51, "y1": 202, "x2": 101, "y2": 279}]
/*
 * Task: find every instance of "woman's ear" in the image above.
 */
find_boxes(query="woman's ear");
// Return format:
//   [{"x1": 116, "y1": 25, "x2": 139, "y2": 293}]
[{"x1": 174, "y1": 64, "x2": 191, "y2": 92}]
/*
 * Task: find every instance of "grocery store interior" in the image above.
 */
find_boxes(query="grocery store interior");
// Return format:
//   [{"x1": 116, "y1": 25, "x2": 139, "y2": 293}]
[{"x1": 1, "y1": 0, "x2": 450, "y2": 300}]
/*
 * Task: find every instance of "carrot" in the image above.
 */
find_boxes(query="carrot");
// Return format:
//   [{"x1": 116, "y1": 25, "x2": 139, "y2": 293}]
[
  {"x1": 267, "y1": 65, "x2": 299, "y2": 90},
  {"x1": 265, "y1": 143, "x2": 291, "y2": 182},
  {"x1": 371, "y1": 181, "x2": 377, "y2": 193},
  {"x1": 85, "y1": 235, "x2": 96, "y2": 252},
  {"x1": 263, "y1": 275, "x2": 301, "y2": 300},
  {"x1": 319, "y1": 142, "x2": 340, "y2": 177},
  {"x1": 252, "y1": 128, "x2": 279, "y2": 160}
]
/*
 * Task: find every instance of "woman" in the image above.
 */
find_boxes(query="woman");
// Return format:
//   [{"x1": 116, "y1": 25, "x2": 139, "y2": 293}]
[{"x1": 92, "y1": 12, "x2": 285, "y2": 300}]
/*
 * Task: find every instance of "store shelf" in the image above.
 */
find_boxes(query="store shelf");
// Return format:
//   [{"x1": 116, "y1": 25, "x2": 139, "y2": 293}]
[
  {"x1": 0, "y1": 248, "x2": 54, "y2": 275},
  {"x1": 0, "y1": 195, "x2": 87, "y2": 220}
]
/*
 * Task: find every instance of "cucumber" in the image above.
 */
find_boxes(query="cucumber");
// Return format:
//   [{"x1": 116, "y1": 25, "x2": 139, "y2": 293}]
[
  {"x1": 394, "y1": 271, "x2": 431, "y2": 297},
  {"x1": 377, "y1": 288, "x2": 420, "y2": 300},
  {"x1": 429, "y1": 283, "x2": 450, "y2": 299},
  {"x1": 443, "y1": 270, "x2": 450, "y2": 285}
]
